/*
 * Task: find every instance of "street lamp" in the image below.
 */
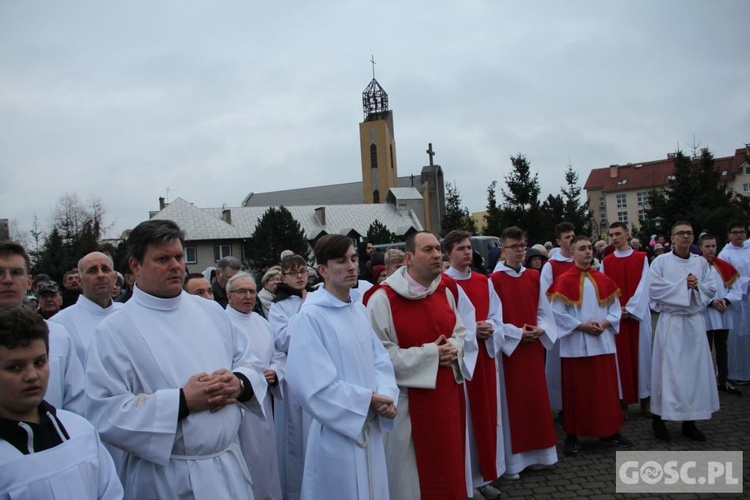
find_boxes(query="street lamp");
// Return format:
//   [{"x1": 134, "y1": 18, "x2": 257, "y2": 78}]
[{"x1": 652, "y1": 216, "x2": 666, "y2": 231}]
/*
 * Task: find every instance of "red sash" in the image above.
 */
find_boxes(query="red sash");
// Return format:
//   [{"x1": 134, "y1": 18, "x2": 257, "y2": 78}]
[
  {"x1": 454, "y1": 273, "x2": 498, "y2": 480},
  {"x1": 490, "y1": 269, "x2": 557, "y2": 453},
  {"x1": 383, "y1": 283, "x2": 467, "y2": 499}
]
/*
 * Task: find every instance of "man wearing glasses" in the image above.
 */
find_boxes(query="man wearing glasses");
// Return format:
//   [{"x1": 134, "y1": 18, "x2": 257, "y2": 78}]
[
  {"x1": 649, "y1": 221, "x2": 718, "y2": 442},
  {"x1": 718, "y1": 220, "x2": 750, "y2": 386}
]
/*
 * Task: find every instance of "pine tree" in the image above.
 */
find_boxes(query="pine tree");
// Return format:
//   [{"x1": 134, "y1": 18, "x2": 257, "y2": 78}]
[
  {"x1": 560, "y1": 164, "x2": 593, "y2": 237},
  {"x1": 367, "y1": 219, "x2": 397, "y2": 244},
  {"x1": 245, "y1": 206, "x2": 309, "y2": 267},
  {"x1": 441, "y1": 182, "x2": 476, "y2": 237},
  {"x1": 499, "y1": 154, "x2": 543, "y2": 243},
  {"x1": 483, "y1": 181, "x2": 503, "y2": 237}
]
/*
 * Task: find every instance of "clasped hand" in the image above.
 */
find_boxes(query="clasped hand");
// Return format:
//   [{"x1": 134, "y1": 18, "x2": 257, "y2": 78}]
[
  {"x1": 434, "y1": 334, "x2": 458, "y2": 366},
  {"x1": 370, "y1": 392, "x2": 397, "y2": 419},
  {"x1": 183, "y1": 369, "x2": 241, "y2": 414}
]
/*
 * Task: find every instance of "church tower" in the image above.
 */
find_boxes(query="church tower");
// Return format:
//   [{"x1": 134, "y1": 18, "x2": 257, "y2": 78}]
[{"x1": 359, "y1": 64, "x2": 398, "y2": 204}]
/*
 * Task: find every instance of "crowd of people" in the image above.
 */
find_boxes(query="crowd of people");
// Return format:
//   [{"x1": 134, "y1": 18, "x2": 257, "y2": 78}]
[{"x1": 0, "y1": 215, "x2": 748, "y2": 499}]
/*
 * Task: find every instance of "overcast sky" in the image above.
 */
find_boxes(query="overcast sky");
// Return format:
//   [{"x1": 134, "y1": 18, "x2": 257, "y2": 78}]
[{"x1": 2, "y1": 0, "x2": 749, "y2": 240}]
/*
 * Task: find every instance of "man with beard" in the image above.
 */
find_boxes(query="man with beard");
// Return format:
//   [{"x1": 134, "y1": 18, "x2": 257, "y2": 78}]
[{"x1": 37, "y1": 281, "x2": 63, "y2": 319}]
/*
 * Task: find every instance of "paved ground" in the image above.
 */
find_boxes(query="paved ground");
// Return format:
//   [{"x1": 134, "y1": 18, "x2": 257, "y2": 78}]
[{"x1": 493, "y1": 389, "x2": 749, "y2": 498}]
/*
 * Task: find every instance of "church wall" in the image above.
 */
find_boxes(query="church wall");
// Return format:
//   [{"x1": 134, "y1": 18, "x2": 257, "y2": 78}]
[{"x1": 359, "y1": 112, "x2": 398, "y2": 204}]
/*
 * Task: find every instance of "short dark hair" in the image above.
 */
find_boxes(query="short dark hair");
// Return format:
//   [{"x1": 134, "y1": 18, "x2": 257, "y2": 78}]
[
  {"x1": 608, "y1": 222, "x2": 628, "y2": 232},
  {"x1": 442, "y1": 230, "x2": 472, "y2": 253},
  {"x1": 183, "y1": 273, "x2": 206, "y2": 290},
  {"x1": 501, "y1": 226, "x2": 526, "y2": 245},
  {"x1": 119, "y1": 256, "x2": 132, "y2": 275},
  {"x1": 554, "y1": 222, "x2": 576, "y2": 240},
  {"x1": 405, "y1": 231, "x2": 437, "y2": 254},
  {"x1": 727, "y1": 219, "x2": 748, "y2": 233},
  {"x1": 670, "y1": 220, "x2": 692, "y2": 235},
  {"x1": 280, "y1": 254, "x2": 307, "y2": 273},
  {"x1": 127, "y1": 220, "x2": 185, "y2": 264},
  {"x1": 0, "y1": 305, "x2": 49, "y2": 352},
  {"x1": 315, "y1": 234, "x2": 354, "y2": 265},
  {"x1": 0, "y1": 241, "x2": 31, "y2": 271},
  {"x1": 570, "y1": 235, "x2": 591, "y2": 249},
  {"x1": 698, "y1": 233, "x2": 717, "y2": 246}
]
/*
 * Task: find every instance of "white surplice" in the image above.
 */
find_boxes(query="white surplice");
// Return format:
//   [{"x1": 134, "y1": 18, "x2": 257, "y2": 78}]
[
  {"x1": 268, "y1": 294, "x2": 309, "y2": 500},
  {"x1": 51, "y1": 294, "x2": 123, "y2": 365},
  {"x1": 649, "y1": 252, "x2": 719, "y2": 421},
  {"x1": 601, "y1": 249, "x2": 653, "y2": 398},
  {"x1": 226, "y1": 306, "x2": 285, "y2": 500},
  {"x1": 286, "y1": 286, "x2": 398, "y2": 500},
  {"x1": 85, "y1": 285, "x2": 268, "y2": 500},
  {"x1": 541, "y1": 253, "x2": 574, "y2": 410},
  {"x1": 718, "y1": 242, "x2": 750, "y2": 380},
  {"x1": 494, "y1": 264, "x2": 559, "y2": 474},
  {"x1": 703, "y1": 258, "x2": 742, "y2": 330},
  {"x1": 46, "y1": 321, "x2": 86, "y2": 415},
  {"x1": 444, "y1": 266, "x2": 505, "y2": 489},
  {"x1": 0, "y1": 409, "x2": 123, "y2": 499}
]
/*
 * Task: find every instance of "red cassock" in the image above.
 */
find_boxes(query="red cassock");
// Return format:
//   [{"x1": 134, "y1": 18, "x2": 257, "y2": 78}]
[
  {"x1": 491, "y1": 269, "x2": 558, "y2": 454},
  {"x1": 602, "y1": 251, "x2": 647, "y2": 404},
  {"x1": 445, "y1": 273, "x2": 498, "y2": 481},
  {"x1": 383, "y1": 282, "x2": 467, "y2": 500}
]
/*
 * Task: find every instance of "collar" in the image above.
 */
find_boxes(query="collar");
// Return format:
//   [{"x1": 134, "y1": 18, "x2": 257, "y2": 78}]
[{"x1": 132, "y1": 284, "x2": 183, "y2": 311}]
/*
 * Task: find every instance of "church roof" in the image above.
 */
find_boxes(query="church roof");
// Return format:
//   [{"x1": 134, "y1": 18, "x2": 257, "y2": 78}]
[
  {"x1": 151, "y1": 197, "x2": 423, "y2": 241},
  {"x1": 387, "y1": 187, "x2": 423, "y2": 200},
  {"x1": 243, "y1": 175, "x2": 427, "y2": 207}
]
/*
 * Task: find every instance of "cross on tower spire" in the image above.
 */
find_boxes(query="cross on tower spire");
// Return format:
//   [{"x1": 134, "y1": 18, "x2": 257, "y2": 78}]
[
  {"x1": 370, "y1": 55, "x2": 376, "y2": 79},
  {"x1": 426, "y1": 143, "x2": 436, "y2": 166}
]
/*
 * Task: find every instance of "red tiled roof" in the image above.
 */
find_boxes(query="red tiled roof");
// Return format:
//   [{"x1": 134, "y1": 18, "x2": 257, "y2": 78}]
[{"x1": 584, "y1": 148, "x2": 748, "y2": 194}]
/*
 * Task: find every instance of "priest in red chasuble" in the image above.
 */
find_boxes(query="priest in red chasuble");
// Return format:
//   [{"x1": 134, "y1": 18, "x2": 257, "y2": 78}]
[
  {"x1": 367, "y1": 231, "x2": 469, "y2": 500},
  {"x1": 547, "y1": 235, "x2": 633, "y2": 456}
]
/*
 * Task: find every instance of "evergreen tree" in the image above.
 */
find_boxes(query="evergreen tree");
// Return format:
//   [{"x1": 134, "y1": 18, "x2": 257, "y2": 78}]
[
  {"x1": 499, "y1": 154, "x2": 543, "y2": 243},
  {"x1": 245, "y1": 206, "x2": 309, "y2": 267},
  {"x1": 560, "y1": 164, "x2": 593, "y2": 236},
  {"x1": 643, "y1": 149, "x2": 748, "y2": 240},
  {"x1": 367, "y1": 219, "x2": 397, "y2": 244},
  {"x1": 441, "y1": 182, "x2": 476, "y2": 237},
  {"x1": 483, "y1": 181, "x2": 503, "y2": 237},
  {"x1": 539, "y1": 194, "x2": 565, "y2": 243}
]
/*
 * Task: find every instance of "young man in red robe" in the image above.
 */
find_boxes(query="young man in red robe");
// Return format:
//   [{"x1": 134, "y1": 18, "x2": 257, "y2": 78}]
[
  {"x1": 542, "y1": 222, "x2": 576, "y2": 415},
  {"x1": 367, "y1": 231, "x2": 468, "y2": 500},
  {"x1": 443, "y1": 230, "x2": 503, "y2": 499},
  {"x1": 490, "y1": 226, "x2": 558, "y2": 476},
  {"x1": 547, "y1": 235, "x2": 633, "y2": 456},
  {"x1": 601, "y1": 222, "x2": 653, "y2": 417}
]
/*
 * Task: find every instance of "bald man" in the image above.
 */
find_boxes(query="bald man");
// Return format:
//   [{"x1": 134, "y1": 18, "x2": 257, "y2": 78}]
[{"x1": 51, "y1": 251, "x2": 124, "y2": 364}]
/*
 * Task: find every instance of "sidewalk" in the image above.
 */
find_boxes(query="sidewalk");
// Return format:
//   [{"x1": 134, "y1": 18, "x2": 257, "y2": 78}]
[{"x1": 494, "y1": 390, "x2": 749, "y2": 498}]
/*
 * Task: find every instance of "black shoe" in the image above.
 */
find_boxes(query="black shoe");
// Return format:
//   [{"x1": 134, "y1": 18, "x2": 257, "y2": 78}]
[
  {"x1": 718, "y1": 382, "x2": 742, "y2": 395},
  {"x1": 653, "y1": 418, "x2": 671, "y2": 442},
  {"x1": 556, "y1": 410, "x2": 564, "y2": 424},
  {"x1": 563, "y1": 434, "x2": 579, "y2": 456},
  {"x1": 731, "y1": 379, "x2": 750, "y2": 386},
  {"x1": 601, "y1": 433, "x2": 633, "y2": 447},
  {"x1": 682, "y1": 422, "x2": 707, "y2": 442}
]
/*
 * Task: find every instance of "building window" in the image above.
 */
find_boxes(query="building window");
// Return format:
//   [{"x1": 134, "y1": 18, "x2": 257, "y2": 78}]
[
  {"x1": 744, "y1": 183, "x2": 750, "y2": 193},
  {"x1": 744, "y1": 164, "x2": 750, "y2": 175},
  {"x1": 373, "y1": 189, "x2": 380, "y2": 203},
  {"x1": 185, "y1": 246, "x2": 197, "y2": 264},
  {"x1": 637, "y1": 192, "x2": 650, "y2": 206},
  {"x1": 214, "y1": 244, "x2": 232, "y2": 262},
  {"x1": 616, "y1": 194, "x2": 627, "y2": 208},
  {"x1": 370, "y1": 144, "x2": 378, "y2": 169},
  {"x1": 618, "y1": 211, "x2": 628, "y2": 223},
  {"x1": 638, "y1": 209, "x2": 647, "y2": 222},
  {"x1": 599, "y1": 196, "x2": 606, "y2": 210}
]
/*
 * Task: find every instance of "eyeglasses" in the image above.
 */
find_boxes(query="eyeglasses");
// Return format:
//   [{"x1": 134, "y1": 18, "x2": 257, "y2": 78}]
[
  {"x1": 230, "y1": 288, "x2": 257, "y2": 296},
  {"x1": 505, "y1": 244, "x2": 528, "y2": 252},
  {"x1": 672, "y1": 231, "x2": 694, "y2": 237},
  {"x1": 283, "y1": 270, "x2": 307, "y2": 278},
  {"x1": 729, "y1": 230, "x2": 747, "y2": 236},
  {"x1": 0, "y1": 267, "x2": 28, "y2": 280}
]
